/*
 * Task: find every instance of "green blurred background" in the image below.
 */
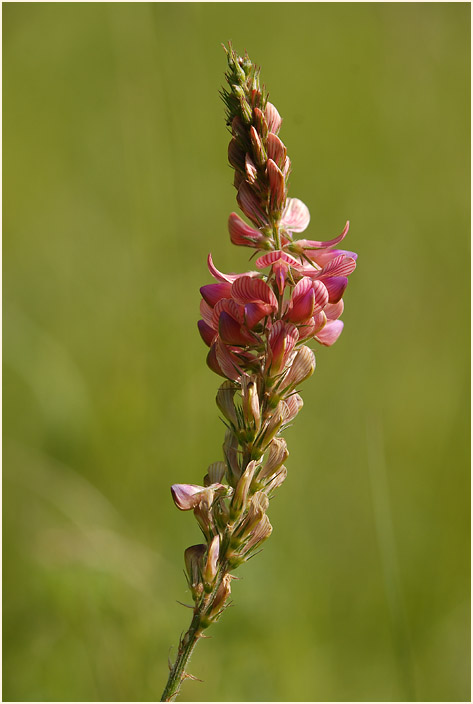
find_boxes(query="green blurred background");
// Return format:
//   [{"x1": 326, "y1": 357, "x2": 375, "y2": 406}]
[{"x1": 3, "y1": 3, "x2": 470, "y2": 701}]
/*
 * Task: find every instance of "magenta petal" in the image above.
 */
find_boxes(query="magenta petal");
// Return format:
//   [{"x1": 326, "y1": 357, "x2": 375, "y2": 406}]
[
  {"x1": 245, "y1": 302, "x2": 271, "y2": 329},
  {"x1": 315, "y1": 320, "x2": 344, "y2": 346},
  {"x1": 207, "y1": 343, "x2": 225, "y2": 377},
  {"x1": 323, "y1": 276, "x2": 348, "y2": 303},
  {"x1": 171, "y1": 484, "x2": 205, "y2": 510},
  {"x1": 198, "y1": 319, "x2": 216, "y2": 347},
  {"x1": 287, "y1": 278, "x2": 315, "y2": 323},
  {"x1": 232, "y1": 276, "x2": 278, "y2": 309},
  {"x1": 200, "y1": 282, "x2": 232, "y2": 307},
  {"x1": 281, "y1": 198, "x2": 310, "y2": 233},
  {"x1": 219, "y1": 311, "x2": 254, "y2": 347}
]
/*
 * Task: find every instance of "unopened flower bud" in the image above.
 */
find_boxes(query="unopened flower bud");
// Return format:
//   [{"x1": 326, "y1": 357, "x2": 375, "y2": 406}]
[
  {"x1": 231, "y1": 460, "x2": 257, "y2": 516},
  {"x1": 208, "y1": 573, "x2": 232, "y2": 621},
  {"x1": 223, "y1": 428, "x2": 241, "y2": 485},
  {"x1": 236, "y1": 491, "x2": 269, "y2": 540},
  {"x1": 244, "y1": 513, "x2": 273, "y2": 554},
  {"x1": 184, "y1": 544, "x2": 206, "y2": 596},
  {"x1": 282, "y1": 345, "x2": 316, "y2": 390},
  {"x1": 204, "y1": 461, "x2": 226, "y2": 486},
  {"x1": 250, "y1": 125, "x2": 267, "y2": 167},
  {"x1": 216, "y1": 381, "x2": 238, "y2": 427},
  {"x1": 241, "y1": 374, "x2": 261, "y2": 431},
  {"x1": 265, "y1": 101, "x2": 282, "y2": 134},
  {"x1": 265, "y1": 465, "x2": 287, "y2": 494},
  {"x1": 253, "y1": 106, "x2": 268, "y2": 140},
  {"x1": 267, "y1": 133, "x2": 287, "y2": 169},
  {"x1": 260, "y1": 437, "x2": 289, "y2": 479},
  {"x1": 203, "y1": 535, "x2": 220, "y2": 588},
  {"x1": 259, "y1": 402, "x2": 290, "y2": 448},
  {"x1": 267, "y1": 158, "x2": 286, "y2": 213},
  {"x1": 284, "y1": 393, "x2": 304, "y2": 422}
]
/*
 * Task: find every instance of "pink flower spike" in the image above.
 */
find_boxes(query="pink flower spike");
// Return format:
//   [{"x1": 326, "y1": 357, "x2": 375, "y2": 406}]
[
  {"x1": 295, "y1": 220, "x2": 350, "y2": 250},
  {"x1": 315, "y1": 319, "x2": 344, "y2": 346},
  {"x1": 198, "y1": 319, "x2": 216, "y2": 347},
  {"x1": 267, "y1": 320, "x2": 299, "y2": 375},
  {"x1": 200, "y1": 282, "x2": 233, "y2": 307},
  {"x1": 281, "y1": 198, "x2": 310, "y2": 233},
  {"x1": 228, "y1": 212, "x2": 265, "y2": 248},
  {"x1": 264, "y1": 101, "x2": 282, "y2": 134},
  {"x1": 171, "y1": 484, "x2": 206, "y2": 511},
  {"x1": 231, "y1": 276, "x2": 278, "y2": 310}
]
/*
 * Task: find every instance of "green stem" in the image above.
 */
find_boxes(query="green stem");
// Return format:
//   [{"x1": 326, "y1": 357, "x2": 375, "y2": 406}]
[{"x1": 160, "y1": 611, "x2": 202, "y2": 702}]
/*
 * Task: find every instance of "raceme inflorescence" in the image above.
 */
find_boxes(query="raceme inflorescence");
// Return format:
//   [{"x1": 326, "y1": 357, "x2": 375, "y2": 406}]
[{"x1": 161, "y1": 44, "x2": 357, "y2": 702}]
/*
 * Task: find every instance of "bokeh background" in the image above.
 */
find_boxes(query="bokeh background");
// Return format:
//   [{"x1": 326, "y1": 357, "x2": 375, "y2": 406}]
[{"x1": 3, "y1": 3, "x2": 470, "y2": 702}]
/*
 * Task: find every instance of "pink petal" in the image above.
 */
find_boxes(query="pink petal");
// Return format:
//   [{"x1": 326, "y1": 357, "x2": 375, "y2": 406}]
[
  {"x1": 237, "y1": 182, "x2": 269, "y2": 228},
  {"x1": 200, "y1": 299, "x2": 216, "y2": 328},
  {"x1": 314, "y1": 254, "x2": 357, "y2": 279},
  {"x1": 232, "y1": 276, "x2": 278, "y2": 309},
  {"x1": 306, "y1": 247, "x2": 358, "y2": 267},
  {"x1": 281, "y1": 198, "x2": 310, "y2": 233},
  {"x1": 245, "y1": 154, "x2": 257, "y2": 184},
  {"x1": 267, "y1": 133, "x2": 287, "y2": 169},
  {"x1": 211, "y1": 298, "x2": 245, "y2": 329},
  {"x1": 323, "y1": 276, "x2": 348, "y2": 303},
  {"x1": 296, "y1": 220, "x2": 349, "y2": 249},
  {"x1": 200, "y1": 282, "x2": 233, "y2": 307},
  {"x1": 315, "y1": 319, "x2": 344, "y2": 346},
  {"x1": 228, "y1": 213, "x2": 263, "y2": 248},
  {"x1": 267, "y1": 159, "x2": 286, "y2": 212},
  {"x1": 215, "y1": 340, "x2": 243, "y2": 381},
  {"x1": 171, "y1": 484, "x2": 206, "y2": 511},
  {"x1": 207, "y1": 253, "x2": 240, "y2": 283},
  {"x1": 312, "y1": 280, "x2": 329, "y2": 313},
  {"x1": 267, "y1": 320, "x2": 299, "y2": 375},
  {"x1": 325, "y1": 300, "x2": 344, "y2": 320},
  {"x1": 245, "y1": 301, "x2": 272, "y2": 329},
  {"x1": 265, "y1": 102, "x2": 282, "y2": 134},
  {"x1": 219, "y1": 311, "x2": 255, "y2": 347},
  {"x1": 197, "y1": 319, "x2": 216, "y2": 347},
  {"x1": 255, "y1": 250, "x2": 300, "y2": 269},
  {"x1": 287, "y1": 277, "x2": 315, "y2": 323}
]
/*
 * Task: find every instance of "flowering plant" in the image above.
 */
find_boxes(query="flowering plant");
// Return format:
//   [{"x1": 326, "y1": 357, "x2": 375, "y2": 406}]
[{"x1": 161, "y1": 44, "x2": 357, "y2": 702}]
